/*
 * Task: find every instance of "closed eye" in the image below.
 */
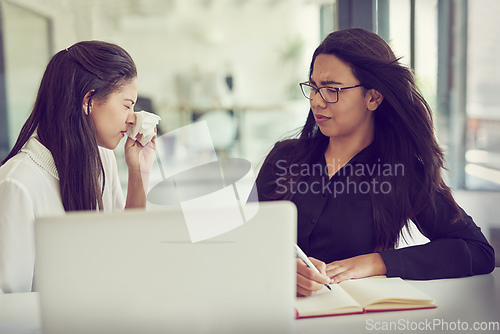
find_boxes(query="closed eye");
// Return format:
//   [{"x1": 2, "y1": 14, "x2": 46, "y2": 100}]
[
  {"x1": 124, "y1": 98, "x2": 136, "y2": 110},
  {"x1": 325, "y1": 87, "x2": 338, "y2": 94}
]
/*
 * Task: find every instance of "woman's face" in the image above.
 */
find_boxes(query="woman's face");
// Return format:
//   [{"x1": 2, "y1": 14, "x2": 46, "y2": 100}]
[
  {"x1": 89, "y1": 78, "x2": 138, "y2": 149},
  {"x1": 310, "y1": 54, "x2": 379, "y2": 144}
]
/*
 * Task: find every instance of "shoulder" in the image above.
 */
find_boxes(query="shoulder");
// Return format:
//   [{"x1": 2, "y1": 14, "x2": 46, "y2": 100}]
[
  {"x1": 0, "y1": 152, "x2": 44, "y2": 185},
  {"x1": 274, "y1": 138, "x2": 302, "y2": 150},
  {"x1": 0, "y1": 152, "x2": 27, "y2": 178},
  {"x1": 1, "y1": 150, "x2": 64, "y2": 216},
  {"x1": 0, "y1": 152, "x2": 59, "y2": 201},
  {"x1": 0, "y1": 162, "x2": 35, "y2": 212},
  {"x1": 267, "y1": 139, "x2": 304, "y2": 160}
]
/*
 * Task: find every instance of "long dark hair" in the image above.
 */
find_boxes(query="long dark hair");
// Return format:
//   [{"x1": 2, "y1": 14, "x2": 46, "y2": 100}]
[
  {"x1": 2, "y1": 41, "x2": 137, "y2": 211},
  {"x1": 264, "y1": 28, "x2": 460, "y2": 251}
]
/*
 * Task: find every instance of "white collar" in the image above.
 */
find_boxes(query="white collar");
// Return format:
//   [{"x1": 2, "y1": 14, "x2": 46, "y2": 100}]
[{"x1": 21, "y1": 137, "x2": 59, "y2": 180}]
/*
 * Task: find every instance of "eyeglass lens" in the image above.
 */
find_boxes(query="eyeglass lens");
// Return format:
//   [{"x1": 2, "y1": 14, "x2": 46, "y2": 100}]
[{"x1": 302, "y1": 84, "x2": 337, "y2": 103}]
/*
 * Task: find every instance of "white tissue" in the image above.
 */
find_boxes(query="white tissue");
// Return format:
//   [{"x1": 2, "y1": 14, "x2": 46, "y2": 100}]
[{"x1": 126, "y1": 110, "x2": 161, "y2": 146}]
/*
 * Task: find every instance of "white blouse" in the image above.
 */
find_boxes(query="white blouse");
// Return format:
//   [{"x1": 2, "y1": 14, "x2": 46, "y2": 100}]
[{"x1": 0, "y1": 137, "x2": 125, "y2": 293}]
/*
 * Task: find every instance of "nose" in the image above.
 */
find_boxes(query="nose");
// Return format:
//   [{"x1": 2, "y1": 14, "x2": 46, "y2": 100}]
[
  {"x1": 126, "y1": 109, "x2": 136, "y2": 125},
  {"x1": 311, "y1": 90, "x2": 326, "y2": 109}
]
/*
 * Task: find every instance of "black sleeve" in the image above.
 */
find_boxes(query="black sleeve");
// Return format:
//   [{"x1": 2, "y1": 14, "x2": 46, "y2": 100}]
[
  {"x1": 255, "y1": 141, "x2": 292, "y2": 202},
  {"x1": 379, "y1": 191, "x2": 495, "y2": 280}
]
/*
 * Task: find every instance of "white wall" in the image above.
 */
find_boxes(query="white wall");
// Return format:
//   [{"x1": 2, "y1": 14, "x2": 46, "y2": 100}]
[
  {"x1": 89, "y1": 0, "x2": 320, "y2": 132},
  {"x1": 4, "y1": 0, "x2": 320, "y2": 165},
  {"x1": 453, "y1": 190, "x2": 500, "y2": 240}
]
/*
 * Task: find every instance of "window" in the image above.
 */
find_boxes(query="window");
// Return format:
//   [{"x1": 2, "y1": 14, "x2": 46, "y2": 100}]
[
  {"x1": 386, "y1": 0, "x2": 500, "y2": 191},
  {"x1": 465, "y1": 0, "x2": 500, "y2": 190},
  {"x1": 0, "y1": 1, "x2": 52, "y2": 159}
]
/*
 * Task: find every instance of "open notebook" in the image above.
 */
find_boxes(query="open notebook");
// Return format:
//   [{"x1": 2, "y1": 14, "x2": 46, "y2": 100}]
[
  {"x1": 35, "y1": 201, "x2": 297, "y2": 334},
  {"x1": 295, "y1": 276, "x2": 437, "y2": 319}
]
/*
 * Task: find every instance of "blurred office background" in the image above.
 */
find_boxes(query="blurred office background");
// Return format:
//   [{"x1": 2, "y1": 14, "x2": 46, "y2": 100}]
[{"x1": 0, "y1": 0, "x2": 499, "y2": 262}]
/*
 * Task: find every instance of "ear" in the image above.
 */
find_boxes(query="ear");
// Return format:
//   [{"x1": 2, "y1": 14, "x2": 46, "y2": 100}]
[
  {"x1": 82, "y1": 90, "x2": 95, "y2": 115},
  {"x1": 366, "y1": 89, "x2": 384, "y2": 111}
]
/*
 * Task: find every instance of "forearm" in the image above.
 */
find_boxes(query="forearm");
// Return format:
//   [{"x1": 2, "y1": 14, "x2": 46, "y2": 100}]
[
  {"x1": 391, "y1": 191, "x2": 496, "y2": 280},
  {"x1": 125, "y1": 170, "x2": 149, "y2": 209},
  {"x1": 326, "y1": 253, "x2": 387, "y2": 283},
  {"x1": 379, "y1": 238, "x2": 495, "y2": 280}
]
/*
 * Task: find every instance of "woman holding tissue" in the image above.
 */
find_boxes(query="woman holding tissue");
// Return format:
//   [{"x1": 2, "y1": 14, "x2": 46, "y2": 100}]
[
  {"x1": 0, "y1": 41, "x2": 157, "y2": 293},
  {"x1": 256, "y1": 28, "x2": 495, "y2": 296}
]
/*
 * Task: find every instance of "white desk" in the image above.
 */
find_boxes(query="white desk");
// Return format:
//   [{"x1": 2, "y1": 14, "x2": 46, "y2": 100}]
[
  {"x1": 0, "y1": 292, "x2": 39, "y2": 334},
  {"x1": 295, "y1": 269, "x2": 500, "y2": 334},
  {"x1": 1, "y1": 269, "x2": 499, "y2": 334}
]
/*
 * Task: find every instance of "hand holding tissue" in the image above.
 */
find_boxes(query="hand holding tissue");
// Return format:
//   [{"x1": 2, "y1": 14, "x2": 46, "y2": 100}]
[{"x1": 126, "y1": 110, "x2": 161, "y2": 146}]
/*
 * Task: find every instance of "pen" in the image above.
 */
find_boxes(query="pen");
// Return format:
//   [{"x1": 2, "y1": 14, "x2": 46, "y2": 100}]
[{"x1": 294, "y1": 243, "x2": 331, "y2": 291}]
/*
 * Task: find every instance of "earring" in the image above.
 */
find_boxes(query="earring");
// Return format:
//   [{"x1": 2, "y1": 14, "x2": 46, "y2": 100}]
[
  {"x1": 84, "y1": 104, "x2": 92, "y2": 115},
  {"x1": 87, "y1": 97, "x2": 92, "y2": 115}
]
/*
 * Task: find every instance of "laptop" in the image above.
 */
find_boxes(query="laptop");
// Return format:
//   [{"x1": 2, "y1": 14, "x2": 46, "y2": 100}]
[{"x1": 34, "y1": 201, "x2": 297, "y2": 334}]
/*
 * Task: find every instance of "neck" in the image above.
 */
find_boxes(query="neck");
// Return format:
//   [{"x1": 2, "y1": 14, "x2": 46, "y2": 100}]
[{"x1": 324, "y1": 130, "x2": 374, "y2": 167}]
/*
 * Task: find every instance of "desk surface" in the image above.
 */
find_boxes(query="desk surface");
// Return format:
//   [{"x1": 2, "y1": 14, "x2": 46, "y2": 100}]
[
  {"x1": 296, "y1": 269, "x2": 500, "y2": 334},
  {"x1": 1, "y1": 269, "x2": 499, "y2": 334}
]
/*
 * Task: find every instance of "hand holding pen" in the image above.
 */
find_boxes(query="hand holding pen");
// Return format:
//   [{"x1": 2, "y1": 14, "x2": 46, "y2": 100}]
[{"x1": 294, "y1": 243, "x2": 332, "y2": 296}]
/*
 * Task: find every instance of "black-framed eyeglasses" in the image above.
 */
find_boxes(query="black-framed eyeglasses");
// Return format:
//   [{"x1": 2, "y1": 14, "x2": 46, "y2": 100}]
[{"x1": 299, "y1": 82, "x2": 363, "y2": 103}]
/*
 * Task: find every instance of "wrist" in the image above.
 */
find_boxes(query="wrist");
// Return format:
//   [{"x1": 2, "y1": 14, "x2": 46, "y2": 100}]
[{"x1": 372, "y1": 253, "x2": 387, "y2": 275}]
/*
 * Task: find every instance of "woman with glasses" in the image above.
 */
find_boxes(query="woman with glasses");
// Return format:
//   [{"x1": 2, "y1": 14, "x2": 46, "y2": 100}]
[{"x1": 255, "y1": 28, "x2": 494, "y2": 296}]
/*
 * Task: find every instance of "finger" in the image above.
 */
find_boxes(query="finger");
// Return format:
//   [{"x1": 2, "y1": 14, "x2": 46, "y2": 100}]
[
  {"x1": 325, "y1": 260, "x2": 341, "y2": 271},
  {"x1": 330, "y1": 270, "x2": 355, "y2": 284},
  {"x1": 149, "y1": 135, "x2": 157, "y2": 148},
  {"x1": 296, "y1": 286, "x2": 313, "y2": 297},
  {"x1": 326, "y1": 267, "x2": 351, "y2": 282},
  {"x1": 326, "y1": 263, "x2": 343, "y2": 276},
  {"x1": 297, "y1": 259, "x2": 330, "y2": 284},
  {"x1": 296, "y1": 273, "x2": 323, "y2": 297},
  {"x1": 124, "y1": 136, "x2": 136, "y2": 148},
  {"x1": 309, "y1": 257, "x2": 327, "y2": 275},
  {"x1": 143, "y1": 138, "x2": 155, "y2": 149},
  {"x1": 296, "y1": 285, "x2": 317, "y2": 297}
]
